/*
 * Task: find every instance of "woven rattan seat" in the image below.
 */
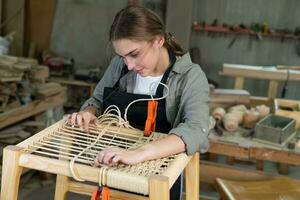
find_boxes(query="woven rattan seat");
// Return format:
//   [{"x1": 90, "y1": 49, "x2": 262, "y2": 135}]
[{"x1": 0, "y1": 120, "x2": 199, "y2": 200}]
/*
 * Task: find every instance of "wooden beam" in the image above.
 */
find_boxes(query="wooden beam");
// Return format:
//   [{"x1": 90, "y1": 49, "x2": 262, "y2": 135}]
[
  {"x1": 18, "y1": 153, "x2": 100, "y2": 183},
  {"x1": 0, "y1": 90, "x2": 66, "y2": 129},
  {"x1": 25, "y1": 0, "x2": 56, "y2": 55},
  {"x1": 209, "y1": 141, "x2": 249, "y2": 159},
  {"x1": 54, "y1": 175, "x2": 69, "y2": 200},
  {"x1": 149, "y1": 175, "x2": 169, "y2": 200},
  {"x1": 2, "y1": 0, "x2": 25, "y2": 56},
  {"x1": 185, "y1": 153, "x2": 199, "y2": 200},
  {"x1": 69, "y1": 181, "x2": 148, "y2": 200},
  {"x1": 222, "y1": 64, "x2": 300, "y2": 81},
  {"x1": 249, "y1": 147, "x2": 300, "y2": 166}
]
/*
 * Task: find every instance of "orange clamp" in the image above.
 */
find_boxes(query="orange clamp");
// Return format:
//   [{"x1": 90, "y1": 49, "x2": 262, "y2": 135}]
[
  {"x1": 144, "y1": 100, "x2": 158, "y2": 137},
  {"x1": 91, "y1": 186, "x2": 110, "y2": 200}
]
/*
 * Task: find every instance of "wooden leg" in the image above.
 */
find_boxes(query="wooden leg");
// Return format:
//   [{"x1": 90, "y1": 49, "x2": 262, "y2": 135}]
[
  {"x1": 256, "y1": 160, "x2": 264, "y2": 171},
  {"x1": 149, "y1": 175, "x2": 169, "y2": 200},
  {"x1": 1, "y1": 146, "x2": 23, "y2": 200},
  {"x1": 209, "y1": 153, "x2": 218, "y2": 161},
  {"x1": 54, "y1": 175, "x2": 69, "y2": 200},
  {"x1": 278, "y1": 163, "x2": 289, "y2": 175},
  {"x1": 268, "y1": 80, "x2": 278, "y2": 98},
  {"x1": 55, "y1": 134, "x2": 71, "y2": 200},
  {"x1": 185, "y1": 153, "x2": 199, "y2": 200},
  {"x1": 226, "y1": 156, "x2": 235, "y2": 165},
  {"x1": 234, "y1": 77, "x2": 244, "y2": 89}
]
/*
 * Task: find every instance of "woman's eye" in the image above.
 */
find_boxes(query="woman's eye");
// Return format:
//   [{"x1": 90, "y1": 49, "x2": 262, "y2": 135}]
[{"x1": 130, "y1": 53, "x2": 139, "y2": 58}]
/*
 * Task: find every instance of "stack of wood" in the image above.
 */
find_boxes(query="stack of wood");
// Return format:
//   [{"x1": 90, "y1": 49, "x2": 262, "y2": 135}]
[
  {"x1": 0, "y1": 119, "x2": 45, "y2": 161},
  {"x1": 0, "y1": 55, "x2": 65, "y2": 113},
  {"x1": 0, "y1": 55, "x2": 37, "y2": 82},
  {"x1": 212, "y1": 104, "x2": 271, "y2": 133},
  {"x1": 0, "y1": 82, "x2": 20, "y2": 113}
]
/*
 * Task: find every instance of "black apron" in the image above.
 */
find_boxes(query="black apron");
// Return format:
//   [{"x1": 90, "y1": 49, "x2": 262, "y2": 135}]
[{"x1": 102, "y1": 50, "x2": 181, "y2": 200}]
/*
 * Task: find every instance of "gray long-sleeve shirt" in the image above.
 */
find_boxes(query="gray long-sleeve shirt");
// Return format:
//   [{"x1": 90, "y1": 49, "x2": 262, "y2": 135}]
[{"x1": 81, "y1": 52, "x2": 210, "y2": 155}]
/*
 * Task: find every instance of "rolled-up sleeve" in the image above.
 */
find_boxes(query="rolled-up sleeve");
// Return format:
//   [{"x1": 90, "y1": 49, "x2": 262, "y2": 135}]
[
  {"x1": 169, "y1": 66, "x2": 210, "y2": 155},
  {"x1": 80, "y1": 56, "x2": 123, "y2": 114}
]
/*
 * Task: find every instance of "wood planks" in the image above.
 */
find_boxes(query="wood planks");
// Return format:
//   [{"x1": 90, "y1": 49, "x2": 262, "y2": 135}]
[{"x1": 0, "y1": 91, "x2": 65, "y2": 129}]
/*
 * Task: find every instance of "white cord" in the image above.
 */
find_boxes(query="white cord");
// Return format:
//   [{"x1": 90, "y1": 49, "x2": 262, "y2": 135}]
[{"x1": 124, "y1": 82, "x2": 169, "y2": 121}]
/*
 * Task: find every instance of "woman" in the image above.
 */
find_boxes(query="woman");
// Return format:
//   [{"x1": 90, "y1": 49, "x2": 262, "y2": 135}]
[{"x1": 70, "y1": 5, "x2": 209, "y2": 199}]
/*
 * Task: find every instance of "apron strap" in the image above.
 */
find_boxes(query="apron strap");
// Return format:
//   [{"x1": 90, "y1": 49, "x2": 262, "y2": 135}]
[{"x1": 155, "y1": 49, "x2": 176, "y2": 97}]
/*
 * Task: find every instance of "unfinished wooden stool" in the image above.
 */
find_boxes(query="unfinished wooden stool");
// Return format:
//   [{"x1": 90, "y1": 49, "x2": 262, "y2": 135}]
[
  {"x1": 216, "y1": 177, "x2": 300, "y2": 200},
  {"x1": 1, "y1": 120, "x2": 199, "y2": 200}
]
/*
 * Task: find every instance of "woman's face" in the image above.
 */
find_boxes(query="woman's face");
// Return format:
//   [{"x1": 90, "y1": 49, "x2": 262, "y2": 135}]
[{"x1": 112, "y1": 36, "x2": 164, "y2": 77}]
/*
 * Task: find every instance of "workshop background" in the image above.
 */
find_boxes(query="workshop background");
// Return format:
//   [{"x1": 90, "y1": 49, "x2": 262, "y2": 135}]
[{"x1": 1, "y1": 0, "x2": 300, "y2": 200}]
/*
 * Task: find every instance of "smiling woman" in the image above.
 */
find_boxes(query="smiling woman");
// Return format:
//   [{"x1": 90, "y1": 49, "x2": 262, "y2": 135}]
[{"x1": 70, "y1": 5, "x2": 210, "y2": 200}]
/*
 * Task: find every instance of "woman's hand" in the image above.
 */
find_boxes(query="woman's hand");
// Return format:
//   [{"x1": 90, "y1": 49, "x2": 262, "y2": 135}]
[
  {"x1": 94, "y1": 146, "x2": 145, "y2": 166},
  {"x1": 69, "y1": 108, "x2": 97, "y2": 132},
  {"x1": 94, "y1": 135, "x2": 185, "y2": 166}
]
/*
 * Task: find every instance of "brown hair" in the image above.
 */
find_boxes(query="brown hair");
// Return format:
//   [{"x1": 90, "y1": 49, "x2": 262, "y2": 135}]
[{"x1": 109, "y1": 6, "x2": 186, "y2": 56}]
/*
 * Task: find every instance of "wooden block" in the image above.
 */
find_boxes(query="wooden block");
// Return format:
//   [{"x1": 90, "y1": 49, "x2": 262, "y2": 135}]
[
  {"x1": 30, "y1": 65, "x2": 49, "y2": 82},
  {"x1": 275, "y1": 109, "x2": 300, "y2": 130}
]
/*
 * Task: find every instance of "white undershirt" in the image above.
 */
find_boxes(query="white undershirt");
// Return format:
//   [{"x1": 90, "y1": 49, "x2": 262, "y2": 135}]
[{"x1": 133, "y1": 74, "x2": 163, "y2": 95}]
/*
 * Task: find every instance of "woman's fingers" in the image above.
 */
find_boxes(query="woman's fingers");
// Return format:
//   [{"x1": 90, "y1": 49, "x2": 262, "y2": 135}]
[
  {"x1": 96, "y1": 151, "x2": 105, "y2": 164},
  {"x1": 111, "y1": 155, "x2": 121, "y2": 166},
  {"x1": 103, "y1": 151, "x2": 117, "y2": 165},
  {"x1": 76, "y1": 114, "x2": 83, "y2": 130},
  {"x1": 69, "y1": 111, "x2": 97, "y2": 132},
  {"x1": 82, "y1": 113, "x2": 91, "y2": 132},
  {"x1": 95, "y1": 147, "x2": 121, "y2": 165},
  {"x1": 70, "y1": 113, "x2": 77, "y2": 124}
]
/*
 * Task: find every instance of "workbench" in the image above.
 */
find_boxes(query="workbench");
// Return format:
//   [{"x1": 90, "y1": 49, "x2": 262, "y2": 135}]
[
  {"x1": 204, "y1": 96, "x2": 300, "y2": 186},
  {"x1": 208, "y1": 130, "x2": 300, "y2": 169},
  {"x1": 201, "y1": 129, "x2": 300, "y2": 193}
]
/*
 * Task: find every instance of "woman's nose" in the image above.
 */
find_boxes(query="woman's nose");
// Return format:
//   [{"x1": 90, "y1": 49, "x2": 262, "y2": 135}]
[{"x1": 126, "y1": 58, "x2": 136, "y2": 70}]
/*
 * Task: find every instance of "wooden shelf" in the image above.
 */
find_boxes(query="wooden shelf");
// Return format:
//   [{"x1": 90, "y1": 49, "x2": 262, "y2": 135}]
[
  {"x1": 193, "y1": 23, "x2": 300, "y2": 40},
  {"x1": 0, "y1": 91, "x2": 66, "y2": 129}
]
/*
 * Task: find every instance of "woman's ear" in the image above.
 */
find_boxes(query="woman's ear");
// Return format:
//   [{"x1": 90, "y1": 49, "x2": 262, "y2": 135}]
[{"x1": 154, "y1": 35, "x2": 165, "y2": 48}]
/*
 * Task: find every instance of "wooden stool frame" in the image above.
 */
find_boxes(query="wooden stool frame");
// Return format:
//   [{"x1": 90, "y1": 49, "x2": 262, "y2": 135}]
[{"x1": 1, "y1": 121, "x2": 199, "y2": 200}]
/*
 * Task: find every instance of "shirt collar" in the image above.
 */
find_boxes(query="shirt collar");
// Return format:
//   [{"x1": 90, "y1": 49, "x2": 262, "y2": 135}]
[{"x1": 171, "y1": 52, "x2": 194, "y2": 74}]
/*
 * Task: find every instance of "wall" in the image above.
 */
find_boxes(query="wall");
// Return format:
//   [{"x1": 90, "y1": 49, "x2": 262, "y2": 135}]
[
  {"x1": 49, "y1": 0, "x2": 165, "y2": 75},
  {"x1": 190, "y1": 0, "x2": 300, "y2": 99},
  {"x1": 50, "y1": 0, "x2": 127, "y2": 73}
]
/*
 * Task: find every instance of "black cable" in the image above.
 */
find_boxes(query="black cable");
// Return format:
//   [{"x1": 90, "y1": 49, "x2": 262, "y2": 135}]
[
  {"x1": 297, "y1": 40, "x2": 300, "y2": 57},
  {"x1": 281, "y1": 69, "x2": 290, "y2": 98}
]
